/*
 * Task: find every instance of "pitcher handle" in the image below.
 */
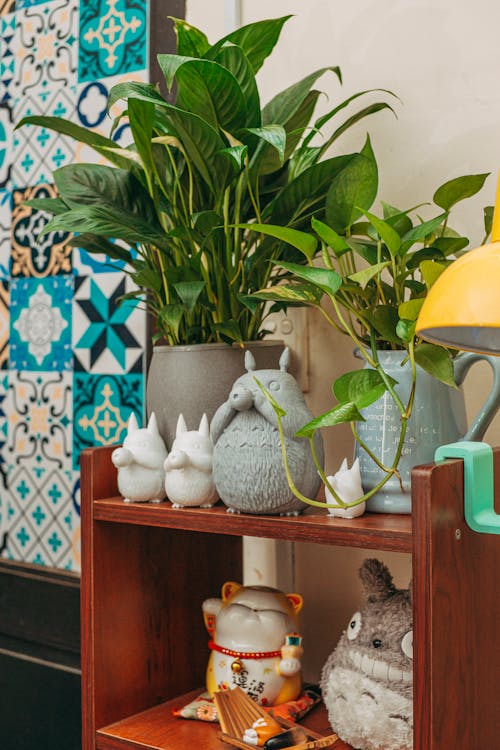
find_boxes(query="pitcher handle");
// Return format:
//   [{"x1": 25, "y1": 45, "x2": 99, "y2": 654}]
[{"x1": 454, "y1": 352, "x2": 500, "y2": 441}]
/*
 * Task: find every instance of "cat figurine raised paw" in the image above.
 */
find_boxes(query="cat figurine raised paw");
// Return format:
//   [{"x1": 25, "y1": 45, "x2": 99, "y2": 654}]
[{"x1": 112, "y1": 412, "x2": 167, "y2": 503}]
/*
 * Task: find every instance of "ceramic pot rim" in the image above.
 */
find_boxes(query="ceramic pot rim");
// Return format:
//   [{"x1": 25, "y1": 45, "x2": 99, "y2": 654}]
[{"x1": 153, "y1": 340, "x2": 284, "y2": 353}]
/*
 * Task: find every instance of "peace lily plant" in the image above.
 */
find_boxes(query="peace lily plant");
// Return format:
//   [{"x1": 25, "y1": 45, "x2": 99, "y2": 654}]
[
  {"x1": 16, "y1": 15, "x2": 395, "y2": 347},
  {"x1": 252, "y1": 170, "x2": 492, "y2": 510}
]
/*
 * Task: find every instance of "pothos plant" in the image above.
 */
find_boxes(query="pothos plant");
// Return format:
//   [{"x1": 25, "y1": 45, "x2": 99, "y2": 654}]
[
  {"x1": 251, "y1": 171, "x2": 492, "y2": 509},
  {"x1": 15, "y1": 15, "x2": 395, "y2": 347}
]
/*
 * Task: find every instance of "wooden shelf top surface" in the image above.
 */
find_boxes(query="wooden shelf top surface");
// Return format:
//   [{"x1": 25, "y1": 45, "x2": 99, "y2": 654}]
[
  {"x1": 96, "y1": 690, "x2": 341, "y2": 750},
  {"x1": 92, "y1": 498, "x2": 412, "y2": 552}
]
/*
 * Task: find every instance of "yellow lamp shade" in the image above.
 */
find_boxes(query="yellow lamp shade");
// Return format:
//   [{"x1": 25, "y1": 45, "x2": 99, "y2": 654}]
[
  {"x1": 417, "y1": 170, "x2": 500, "y2": 354},
  {"x1": 416, "y1": 241, "x2": 500, "y2": 353}
]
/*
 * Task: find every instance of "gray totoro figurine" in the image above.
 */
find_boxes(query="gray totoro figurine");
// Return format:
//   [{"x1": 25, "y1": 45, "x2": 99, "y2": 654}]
[
  {"x1": 321, "y1": 559, "x2": 413, "y2": 750},
  {"x1": 210, "y1": 347, "x2": 324, "y2": 515}
]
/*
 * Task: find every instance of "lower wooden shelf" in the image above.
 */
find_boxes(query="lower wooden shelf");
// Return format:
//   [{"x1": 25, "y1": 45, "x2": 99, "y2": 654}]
[{"x1": 96, "y1": 690, "x2": 336, "y2": 750}]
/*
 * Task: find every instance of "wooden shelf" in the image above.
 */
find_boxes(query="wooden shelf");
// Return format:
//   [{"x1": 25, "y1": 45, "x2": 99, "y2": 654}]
[
  {"x1": 93, "y1": 499, "x2": 412, "y2": 553},
  {"x1": 96, "y1": 690, "x2": 334, "y2": 750}
]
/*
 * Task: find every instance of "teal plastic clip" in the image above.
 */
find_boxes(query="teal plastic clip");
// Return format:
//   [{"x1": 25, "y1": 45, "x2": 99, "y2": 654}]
[{"x1": 434, "y1": 441, "x2": 500, "y2": 535}]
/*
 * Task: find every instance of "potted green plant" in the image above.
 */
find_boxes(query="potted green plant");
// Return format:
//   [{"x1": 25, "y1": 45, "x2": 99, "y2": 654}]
[
  {"x1": 16, "y1": 15, "x2": 395, "y2": 446},
  {"x1": 251, "y1": 170, "x2": 500, "y2": 512}
]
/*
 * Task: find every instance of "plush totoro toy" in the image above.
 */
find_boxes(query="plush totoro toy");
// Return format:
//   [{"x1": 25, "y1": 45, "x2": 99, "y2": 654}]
[
  {"x1": 210, "y1": 347, "x2": 324, "y2": 515},
  {"x1": 321, "y1": 559, "x2": 413, "y2": 750},
  {"x1": 112, "y1": 412, "x2": 168, "y2": 503}
]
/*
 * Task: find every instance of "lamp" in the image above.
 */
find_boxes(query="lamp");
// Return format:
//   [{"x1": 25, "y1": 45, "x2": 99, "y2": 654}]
[
  {"x1": 416, "y1": 173, "x2": 500, "y2": 353},
  {"x1": 416, "y1": 173, "x2": 500, "y2": 535}
]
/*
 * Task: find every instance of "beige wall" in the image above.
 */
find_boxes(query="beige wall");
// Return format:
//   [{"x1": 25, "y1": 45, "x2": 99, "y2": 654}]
[{"x1": 186, "y1": 0, "x2": 500, "y2": 681}]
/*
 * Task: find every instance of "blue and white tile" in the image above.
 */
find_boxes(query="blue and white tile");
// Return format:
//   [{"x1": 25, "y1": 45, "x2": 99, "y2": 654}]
[
  {"x1": 78, "y1": 0, "x2": 148, "y2": 83},
  {"x1": 72, "y1": 371, "x2": 143, "y2": 468},
  {"x1": 10, "y1": 276, "x2": 73, "y2": 370},
  {"x1": 0, "y1": 14, "x2": 16, "y2": 103},
  {"x1": 73, "y1": 273, "x2": 145, "y2": 374}
]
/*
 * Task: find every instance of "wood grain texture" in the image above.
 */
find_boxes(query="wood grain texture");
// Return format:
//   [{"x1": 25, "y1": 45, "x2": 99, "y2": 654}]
[
  {"x1": 412, "y1": 449, "x2": 500, "y2": 748},
  {"x1": 92, "y1": 498, "x2": 412, "y2": 553}
]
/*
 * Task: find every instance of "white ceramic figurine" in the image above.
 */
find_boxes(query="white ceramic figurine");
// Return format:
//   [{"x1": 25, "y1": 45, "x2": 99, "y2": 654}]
[
  {"x1": 164, "y1": 413, "x2": 218, "y2": 508},
  {"x1": 112, "y1": 412, "x2": 168, "y2": 503},
  {"x1": 325, "y1": 457, "x2": 366, "y2": 519}
]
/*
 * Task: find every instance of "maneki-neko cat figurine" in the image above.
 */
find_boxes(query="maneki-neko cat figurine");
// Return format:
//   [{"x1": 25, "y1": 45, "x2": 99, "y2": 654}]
[{"x1": 202, "y1": 582, "x2": 304, "y2": 706}]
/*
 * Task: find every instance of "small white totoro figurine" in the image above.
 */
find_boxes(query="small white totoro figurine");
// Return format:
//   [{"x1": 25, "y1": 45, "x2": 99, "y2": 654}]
[
  {"x1": 325, "y1": 457, "x2": 366, "y2": 519},
  {"x1": 163, "y1": 413, "x2": 218, "y2": 508},
  {"x1": 112, "y1": 412, "x2": 167, "y2": 503}
]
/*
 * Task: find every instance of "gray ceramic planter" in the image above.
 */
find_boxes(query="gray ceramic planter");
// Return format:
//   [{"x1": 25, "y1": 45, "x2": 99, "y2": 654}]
[{"x1": 146, "y1": 340, "x2": 285, "y2": 448}]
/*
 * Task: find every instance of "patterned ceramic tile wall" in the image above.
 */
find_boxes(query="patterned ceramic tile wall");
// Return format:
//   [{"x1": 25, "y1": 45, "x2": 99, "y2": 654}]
[{"x1": 0, "y1": 0, "x2": 149, "y2": 571}]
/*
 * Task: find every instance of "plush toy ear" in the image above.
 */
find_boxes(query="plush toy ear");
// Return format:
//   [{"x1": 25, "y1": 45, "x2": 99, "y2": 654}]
[
  {"x1": 221, "y1": 581, "x2": 242, "y2": 602},
  {"x1": 359, "y1": 558, "x2": 396, "y2": 602},
  {"x1": 286, "y1": 592, "x2": 303, "y2": 615}
]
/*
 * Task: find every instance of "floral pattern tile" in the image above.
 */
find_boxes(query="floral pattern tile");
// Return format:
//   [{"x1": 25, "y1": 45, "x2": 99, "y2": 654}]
[
  {"x1": 0, "y1": 280, "x2": 9, "y2": 369},
  {"x1": 0, "y1": 101, "x2": 14, "y2": 187},
  {"x1": 72, "y1": 371, "x2": 142, "y2": 468},
  {"x1": 73, "y1": 274, "x2": 144, "y2": 373},
  {"x1": 0, "y1": 190, "x2": 12, "y2": 279},
  {"x1": 11, "y1": 183, "x2": 72, "y2": 277},
  {"x1": 14, "y1": 0, "x2": 78, "y2": 100},
  {"x1": 78, "y1": 0, "x2": 147, "y2": 82},
  {"x1": 10, "y1": 275, "x2": 73, "y2": 370}
]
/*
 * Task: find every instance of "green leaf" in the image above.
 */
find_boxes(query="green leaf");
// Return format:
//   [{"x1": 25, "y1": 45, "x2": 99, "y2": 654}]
[
  {"x1": 127, "y1": 97, "x2": 154, "y2": 176},
  {"x1": 363, "y1": 210, "x2": 402, "y2": 256},
  {"x1": 238, "y1": 223, "x2": 317, "y2": 259},
  {"x1": 311, "y1": 218, "x2": 350, "y2": 256},
  {"x1": 173, "y1": 281, "x2": 205, "y2": 311},
  {"x1": 53, "y1": 164, "x2": 159, "y2": 224},
  {"x1": 107, "y1": 81, "x2": 167, "y2": 111},
  {"x1": 43, "y1": 206, "x2": 169, "y2": 249},
  {"x1": 368, "y1": 305, "x2": 401, "y2": 344},
  {"x1": 207, "y1": 16, "x2": 292, "y2": 74},
  {"x1": 67, "y1": 234, "x2": 133, "y2": 262},
  {"x1": 157, "y1": 304, "x2": 185, "y2": 341},
  {"x1": 333, "y1": 369, "x2": 396, "y2": 409},
  {"x1": 159, "y1": 57, "x2": 247, "y2": 133},
  {"x1": 414, "y1": 343, "x2": 457, "y2": 388},
  {"x1": 400, "y1": 213, "x2": 448, "y2": 250},
  {"x1": 348, "y1": 261, "x2": 390, "y2": 288},
  {"x1": 396, "y1": 319, "x2": 416, "y2": 343},
  {"x1": 325, "y1": 138, "x2": 378, "y2": 232},
  {"x1": 433, "y1": 173, "x2": 490, "y2": 211},
  {"x1": 252, "y1": 284, "x2": 323, "y2": 304},
  {"x1": 398, "y1": 298, "x2": 425, "y2": 321},
  {"x1": 262, "y1": 66, "x2": 341, "y2": 126},
  {"x1": 214, "y1": 45, "x2": 261, "y2": 128},
  {"x1": 431, "y1": 236, "x2": 469, "y2": 256},
  {"x1": 240, "y1": 125, "x2": 286, "y2": 164},
  {"x1": 15, "y1": 116, "x2": 134, "y2": 170},
  {"x1": 484, "y1": 205, "x2": 494, "y2": 240},
  {"x1": 296, "y1": 402, "x2": 364, "y2": 437},
  {"x1": 381, "y1": 201, "x2": 413, "y2": 236},
  {"x1": 218, "y1": 145, "x2": 248, "y2": 171},
  {"x1": 420, "y1": 259, "x2": 446, "y2": 289},
  {"x1": 25, "y1": 197, "x2": 68, "y2": 215},
  {"x1": 170, "y1": 17, "x2": 210, "y2": 57},
  {"x1": 277, "y1": 261, "x2": 342, "y2": 296},
  {"x1": 405, "y1": 247, "x2": 445, "y2": 269},
  {"x1": 214, "y1": 320, "x2": 244, "y2": 344}
]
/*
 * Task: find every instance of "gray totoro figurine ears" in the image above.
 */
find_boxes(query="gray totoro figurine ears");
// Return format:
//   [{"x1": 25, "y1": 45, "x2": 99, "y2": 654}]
[
  {"x1": 359, "y1": 558, "x2": 397, "y2": 602},
  {"x1": 279, "y1": 347, "x2": 290, "y2": 372},
  {"x1": 147, "y1": 412, "x2": 160, "y2": 436},
  {"x1": 245, "y1": 350, "x2": 257, "y2": 372},
  {"x1": 198, "y1": 413, "x2": 210, "y2": 437},
  {"x1": 176, "y1": 414, "x2": 188, "y2": 436}
]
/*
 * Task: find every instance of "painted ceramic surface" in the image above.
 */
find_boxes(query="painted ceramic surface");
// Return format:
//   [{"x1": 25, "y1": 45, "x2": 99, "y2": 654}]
[{"x1": 0, "y1": 0, "x2": 149, "y2": 570}]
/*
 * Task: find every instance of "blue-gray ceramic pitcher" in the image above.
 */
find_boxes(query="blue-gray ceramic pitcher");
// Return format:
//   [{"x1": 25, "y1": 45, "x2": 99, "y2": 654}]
[{"x1": 354, "y1": 350, "x2": 500, "y2": 514}]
